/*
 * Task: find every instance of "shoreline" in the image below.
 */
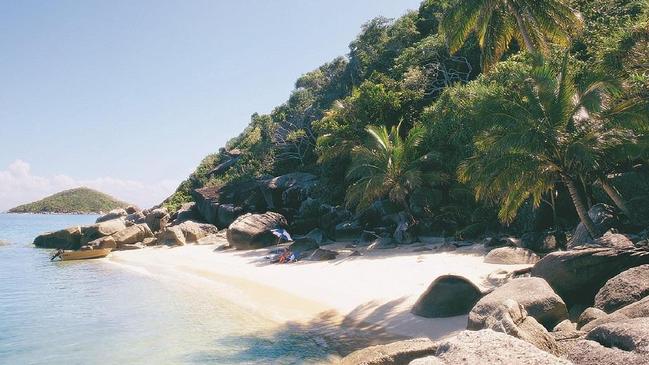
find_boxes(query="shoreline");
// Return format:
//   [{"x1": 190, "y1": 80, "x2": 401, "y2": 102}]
[{"x1": 108, "y1": 240, "x2": 532, "y2": 356}]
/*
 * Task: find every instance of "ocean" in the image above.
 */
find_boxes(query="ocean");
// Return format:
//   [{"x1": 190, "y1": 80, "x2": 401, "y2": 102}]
[{"x1": 0, "y1": 214, "x2": 333, "y2": 365}]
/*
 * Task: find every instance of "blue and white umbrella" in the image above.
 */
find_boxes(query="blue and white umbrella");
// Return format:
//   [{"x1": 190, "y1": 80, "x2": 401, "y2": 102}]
[{"x1": 270, "y1": 228, "x2": 292, "y2": 242}]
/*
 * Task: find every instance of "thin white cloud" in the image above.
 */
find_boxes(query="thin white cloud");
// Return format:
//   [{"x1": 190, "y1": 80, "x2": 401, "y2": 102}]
[{"x1": 0, "y1": 160, "x2": 179, "y2": 211}]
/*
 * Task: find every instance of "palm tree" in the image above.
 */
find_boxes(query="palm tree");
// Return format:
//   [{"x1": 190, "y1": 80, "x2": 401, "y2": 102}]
[
  {"x1": 458, "y1": 56, "x2": 640, "y2": 238},
  {"x1": 345, "y1": 123, "x2": 447, "y2": 213},
  {"x1": 441, "y1": 0, "x2": 581, "y2": 71}
]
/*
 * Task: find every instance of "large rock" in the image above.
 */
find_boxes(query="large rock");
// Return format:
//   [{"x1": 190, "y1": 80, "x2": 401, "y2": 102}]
[
  {"x1": 156, "y1": 226, "x2": 186, "y2": 246},
  {"x1": 411, "y1": 275, "x2": 483, "y2": 318},
  {"x1": 260, "y1": 172, "x2": 318, "y2": 210},
  {"x1": 484, "y1": 247, "x2": 540, "y2": 265},
  {"x1": 468, "y1": 277, "x2": 568, "y2": 330},
  {"x1": 340, "y1": 338, "x2": 438, "y2": 365},
  {"x1": 553, "y1": 319, "x2": 577, "y2": 332},
  {"x1": 521, "y1": 231, "x2": 566, "y2": 253},
  {"x1": 558, "y1": 338, "x2": 649, "y2": 365},
  {"x1": 288, "y1": 238, "x2": 319, "y2": 253},
  {"x1": 125, "y1": 211, "x2": 146, "y2": 224},
  {"x1": 335, "y1": 221, "x2": 362, "y2": 241},
  {"x1": 81, "y1": 219, "x2": 127, "y2": 245},
  {"x1": 226, "y1": 212, "x2": 287, "y2": 250},
  {"x1": 192, "y1": 186, "x2": 220, "y2": 226},
  {"x1": 177, "y1": 221, "x2": 218, "y2": 243},
  {"x1": 577, "y1": 307, "x2": 607, "y2": 329},
  {"x1": 592, "y1": 231, "x2": 635, "y2": 249},
  {"x1": 192, "y1": 181, "x2": 265, "y2": 228},
  {"x1": 111, "y1": 224, "x2": 153, "y2": 247},
  {"x1": 594, "y1": 264, "x2": 649, "y2": 313},
  {"x1": 569, "y1": 204, "x2": 618, "y2": 248},
  {"x1": 96, "y1": 208, "x2": 127, "y2": 223},
  {"x1": 587, "y1": 317, "x2": 649, "y2": 353},
  {"x1": 480, "y1": 299, "x2": 559, "y2": 354},
  {"x1": 145, "y1": 208, "x2": 170, "y2": 233},
  {"x1": 425, "y1": 330, "x2": 570, "y2": 365},
  {"x1": 171, "y1": 202, "x2": 199, "y2": 225},
  {"x1": 33, "y1": 226, "x2": 82, "y2": 249},
  {"x1": 87, "y1": 235, "x2": 116, "y2": 249},
  {"x1": 581, "y1": 295, "x2": 649, "y2": 331},
  {"x1": 217, "y1": 204, "x2": 243, "y2": 227},
  {"x1": 531, "y1": 247, "x2": 649, "y2": 306}
]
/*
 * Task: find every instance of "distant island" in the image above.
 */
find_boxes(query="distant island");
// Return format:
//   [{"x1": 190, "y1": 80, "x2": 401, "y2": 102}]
[{"x1": 8, "y1": 187, "x2": 131, "y2": 214}]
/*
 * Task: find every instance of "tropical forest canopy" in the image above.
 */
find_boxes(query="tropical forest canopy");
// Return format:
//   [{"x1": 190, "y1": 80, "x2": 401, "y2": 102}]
[{"x1": 166, "y1": 0, "x2": 648, "y2": 239}]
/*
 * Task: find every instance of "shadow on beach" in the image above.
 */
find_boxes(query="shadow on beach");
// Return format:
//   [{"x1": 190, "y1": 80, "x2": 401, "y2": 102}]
[{"x1": 184, "y1": 296, "x2": 465, "y2": 364}]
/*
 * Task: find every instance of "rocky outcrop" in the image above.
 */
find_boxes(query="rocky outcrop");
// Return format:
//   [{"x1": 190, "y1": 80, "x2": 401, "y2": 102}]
[
  {"x1": 33, "y1": 226, "x2": 82, "y2": 249},
  {"x1": 581, "y1": 295, "x2": 649, "y2": 332},
  {"x1": 142, "y1": 237, "x2": 158, "y2": 246},
  {"x1": 289, "y1": 238, "x2": 319, "y2": 253},
  {"x1": 171, "y1": 202, "x2": 199, "y2": 225},
  {"x1": 226, "y1": 212, "x2": 287, "y2": 250},
  {"x1": 521, "y1": 231, "x2": 565, "y2": 253},
  {"x1": 340, "y1": 338, "x2": 438, "y2": 365},
  {"x1": 144, "y1": 208, "x2": 170, "y2": 233},
  {"x1": 484, "y1": 247, "x2": 540, "y2": 265},
  {"x1": 592, "y1": 231, "x2": 635, "y2": 249},
  {"x1": 586, "y1": 317, "x2": 649, "y2": 353},
  {"x1": 125, "y1": 211, "x2": 146, "y2": 224},
  {"x1": 531, "y1": 246, "x2": 649, "y2": 306},
  {"x1": 80, "y1": 219, "x2": 126, "y2": 245},
  {"x1": 192, "y1": 182, "x2": 263, "y2": 228},
  {"x1": 87, "y1": 235, "x2": 116, "y2": 249},
  {"x1": 479, "y1": 299, "x2": 559, "y2": 354},
  {"x1": 177, "y1": 221, "x2": 218, "y2": 242},
  {"x1": 411, "y1": 275, "x2": 483, "y2": 318},
  {"x1": 468, "y1": 277, "x2": 568, "y2": 330},
  {"x1": 552, "y1": 319, "x2": 576, "y2": 332},
  {"x1": 594, "y1": 264, "x2": 649, "y2": 313},
  {"x1": 156, "y1": 226, "x2": 186, "y2": 246},
  {"x1": 96, "y1": 208, "x2": 127, "y2": 223},
  {"x1": 111, "y1": 224, "x2": 153, "y2": 247},
  {"x1": 260, "y1": 172, "x2": 318, "y2": 210},
  {"x1": 558, "y1": 338, "x2": 648, "y2": 365},
  {"x1": 419, "y1": 330, "x2": 570, "y2": 365},
  {"x1": 335, "y1": 221, "x2": 362, "y2": 241}
]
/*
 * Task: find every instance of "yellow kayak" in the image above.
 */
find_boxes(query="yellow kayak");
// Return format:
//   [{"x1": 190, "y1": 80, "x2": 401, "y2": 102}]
[{"x1": 52, "y1": 248, "x2": 112, "y2": 261}]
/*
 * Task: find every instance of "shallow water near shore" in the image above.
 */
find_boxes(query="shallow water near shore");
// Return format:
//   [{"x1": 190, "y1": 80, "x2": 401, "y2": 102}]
[{"x1": 0, "y1": 214, "x2": 336, "y2": 364}]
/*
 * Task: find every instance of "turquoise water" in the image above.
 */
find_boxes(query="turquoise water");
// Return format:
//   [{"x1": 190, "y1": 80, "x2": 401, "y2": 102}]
[{"x1": 0, "y1": 214, "x2": 333, "y2": 365}]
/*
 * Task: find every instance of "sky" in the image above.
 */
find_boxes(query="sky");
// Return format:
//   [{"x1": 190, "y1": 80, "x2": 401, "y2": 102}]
[{"x1": 0, "y1": 0, "x2": 423, "y2": 210}]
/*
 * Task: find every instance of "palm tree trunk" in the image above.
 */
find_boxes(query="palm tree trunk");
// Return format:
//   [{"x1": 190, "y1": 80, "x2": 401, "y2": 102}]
[
  {"x1": 507, "y1": 2, "x2": 537, "y2": 54},
  {"x1": 599, "y1": 177, "x2": 634, "y2": 221},
  {"x1": 550, "y1": 189, "x2": 558, "y2": 230},
  {"x1": 562, "y1": 175, "x2": 600, "y2": 238}
]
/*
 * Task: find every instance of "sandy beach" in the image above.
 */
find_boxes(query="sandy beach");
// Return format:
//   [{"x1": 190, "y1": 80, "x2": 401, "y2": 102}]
[{"x1": 109, "y1": 239, "x2": 532, "y2": 356}]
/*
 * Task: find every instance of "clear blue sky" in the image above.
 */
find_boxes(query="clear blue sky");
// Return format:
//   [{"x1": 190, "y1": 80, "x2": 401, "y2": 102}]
[{"x1": 0, "y1": 0, "x2": 422, "y2": 209}]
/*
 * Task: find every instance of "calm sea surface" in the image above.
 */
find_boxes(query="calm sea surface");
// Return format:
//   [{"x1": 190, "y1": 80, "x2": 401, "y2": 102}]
[{"x1": 0, "y1": 214, "x2": 332, "y2": 365}]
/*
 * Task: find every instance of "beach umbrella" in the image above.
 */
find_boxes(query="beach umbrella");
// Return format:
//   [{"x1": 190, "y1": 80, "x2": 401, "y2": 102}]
[{"x1": 270, "y1": 228, "x2": 292, "y2": 242}]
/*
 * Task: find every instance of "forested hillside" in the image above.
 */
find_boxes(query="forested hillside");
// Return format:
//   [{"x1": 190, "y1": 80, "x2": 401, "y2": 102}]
[
  {"x1": 9, "y1": 187, "x2": 130, "y2": 214},
  {"x1": 166, "y1": 0, "x2": 648, "y2": 241}
]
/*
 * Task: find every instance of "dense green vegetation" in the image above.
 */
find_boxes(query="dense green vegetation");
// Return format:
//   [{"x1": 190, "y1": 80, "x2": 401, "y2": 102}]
[
  {"x1": 167, "y1": 0, "x2": 648, "y2": 238},
  {"x1": 8, "y1": 187, "x2": 130, "y2": 214}
]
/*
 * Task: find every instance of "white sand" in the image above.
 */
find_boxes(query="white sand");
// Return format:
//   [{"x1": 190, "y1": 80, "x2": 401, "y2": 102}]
[{"x1": 109, "y1": 240, "x2": 530, "y2": 342}]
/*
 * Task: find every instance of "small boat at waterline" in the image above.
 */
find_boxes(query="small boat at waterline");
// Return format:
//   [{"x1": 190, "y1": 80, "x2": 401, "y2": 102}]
[{"x1": 51, "y1": 248, "x2": 112, "y2": 261}]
